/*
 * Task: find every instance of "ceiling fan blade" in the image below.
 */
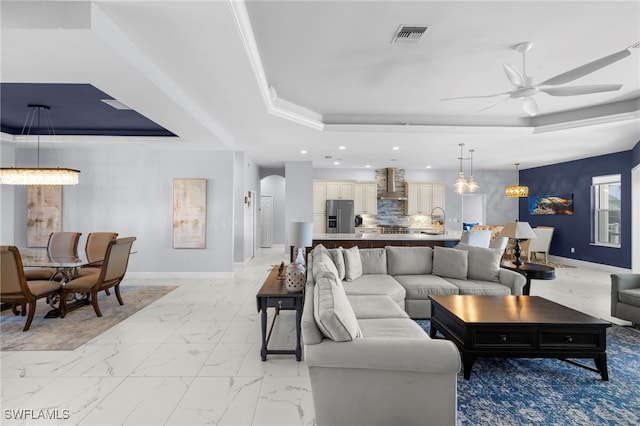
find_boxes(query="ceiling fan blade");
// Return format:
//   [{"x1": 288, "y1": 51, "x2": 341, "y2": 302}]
[
  {"x1": 503, "y1": 63, "x2": 524, "y2": 87},
  {"x1": 540, "y1": 84, "x2": 623, "y2": 96},
  {"x1": 441, "y1": 91, "x2": 510, "y2": 101},
  {"x1": 467, "y1": 95, "x2": 510, "y2": 116},
  {"x1": 539, "y1": 49, "x2": 631, "y2": 86},
  {"x1": 522, "y1": 97, "x2": 538, "y2": 117}
]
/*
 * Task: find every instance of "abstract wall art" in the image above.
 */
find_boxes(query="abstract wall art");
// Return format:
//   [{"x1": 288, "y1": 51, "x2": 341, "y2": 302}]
[
  {"x1": 528, "y1": 194, "x2": 574, "y2": 215},
  {"x1": 27, "y1": 185, "x2": 62, "y2": 247},
  {"x1": 173, "y1": 178, "x2": 207, "y2": 248}
]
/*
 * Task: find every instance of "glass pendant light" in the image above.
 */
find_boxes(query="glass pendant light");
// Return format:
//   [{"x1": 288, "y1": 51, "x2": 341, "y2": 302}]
[
  {"x1": 467, "y1": 149, "x2": 479, "y2": 192},
  {"x1": 454, "y1": 143, "x2": 468, "y2": 195}
]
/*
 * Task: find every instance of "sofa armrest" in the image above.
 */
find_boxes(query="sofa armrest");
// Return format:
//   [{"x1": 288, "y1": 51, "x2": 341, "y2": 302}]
[
  {"x1": 498, "y1": 268, "x2": 527, "y2": 295},
  {"x1": 305, "y1": 337, "x2": 460, "y2": 373}
]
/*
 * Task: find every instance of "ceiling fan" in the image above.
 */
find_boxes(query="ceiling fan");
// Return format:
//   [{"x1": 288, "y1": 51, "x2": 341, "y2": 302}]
[{"x1": 442, "y1": 41, "x2": 637, "y2": 117}]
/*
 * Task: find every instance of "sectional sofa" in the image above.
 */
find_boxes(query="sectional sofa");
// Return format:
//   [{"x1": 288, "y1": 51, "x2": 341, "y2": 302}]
[{"x1": 301, "y1": 243, "x2": 526, "y2": 426}]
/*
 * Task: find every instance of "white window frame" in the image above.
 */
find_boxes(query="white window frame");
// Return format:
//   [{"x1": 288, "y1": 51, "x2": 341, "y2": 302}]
[{"x1": 591, "y1": 174, "x2": 621, "y2": 248}]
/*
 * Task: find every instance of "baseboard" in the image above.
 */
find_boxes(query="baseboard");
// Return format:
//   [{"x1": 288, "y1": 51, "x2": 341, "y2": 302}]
[{"x1": 548, "y1": 255, "x2": 632, "y2": 273}]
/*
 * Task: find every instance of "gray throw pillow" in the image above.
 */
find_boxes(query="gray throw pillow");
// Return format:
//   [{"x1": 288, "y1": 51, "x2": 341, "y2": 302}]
[
  {"x1": 360, "y1": 248, "x2": 387, "y2": 274},
  {"x1": 432, "y1": 246, "x2": 468, "y2": 280},
  {"x1": 343, "y1": 246, "x2": 363, "y2": 281},
  {"x1": 313, "y1": 275, "x2": 362, "y2": 341},
  {"x1": 455, "y1": 243, "x2": 502, "y2": 283},
  {"x1": 386, "y1": 246, "x2": 433, "y2": 275},
  {"x1": 328, "y1": 247, "x2": 346, "y2": 280}
]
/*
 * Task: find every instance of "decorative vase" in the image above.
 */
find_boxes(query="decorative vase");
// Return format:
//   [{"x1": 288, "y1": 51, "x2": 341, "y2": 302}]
[{"x1": 285, "y1": 262, "x2": 306, "y2": 292}]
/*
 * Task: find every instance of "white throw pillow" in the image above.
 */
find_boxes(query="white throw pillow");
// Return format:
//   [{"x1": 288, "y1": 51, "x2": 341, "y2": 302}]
[
  {"x1": 328, "y1": 247, "x2": 346, "y2": 280},
  {"x1": 455, "y1": 243, "x2": 502, "y2": 283},
  {"x1": 343, "y1": 246, "x2": 363, "y2": 281},
  {"x1": 313, "y1": 275, "x2": 362, "y2": 341},
  {"x1": 432, "y1": 246, "x2": 468, "y2": 280}
]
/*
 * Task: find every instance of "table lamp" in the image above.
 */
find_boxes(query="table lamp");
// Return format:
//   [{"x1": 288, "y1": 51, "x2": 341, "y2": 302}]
[
  {"x1": 287, "y1": 221, "x2": 313, "y2": 292},
  {"x1": 499, "y1": 221, "x2": 537, "y2": 266}
]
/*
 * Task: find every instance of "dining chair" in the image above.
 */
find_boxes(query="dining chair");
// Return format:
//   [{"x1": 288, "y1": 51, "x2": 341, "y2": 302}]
[
  {"x1": 76, "y1": 232, "x2": 119, "y2": 278},
  {"x1": 24, "y1": 232, "x2": 82, "y2": 281},
  {"x1": 59, "y1": 237, "x2": 136, "y2": 318},
  {"x1": 1, "y1": 246, "x2": 62, "y2": 331},
  {"x1": 460, "y1": 230, "x2": 492, "y2": 248},
  {"x1": 489, "y1": 236, "x2": 509, "y2": 253},
  {"x1": 522, "y1": 227, "x2": 555, "y2": 264}
]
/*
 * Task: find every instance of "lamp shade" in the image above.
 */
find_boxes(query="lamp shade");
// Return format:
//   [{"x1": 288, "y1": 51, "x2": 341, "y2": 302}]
[
  {"x1": 499, "y1": 221, "x2": 537, "y2": 240},
  {"x1": 289, "y1": 221, "x2": 313, "y2": 247}
]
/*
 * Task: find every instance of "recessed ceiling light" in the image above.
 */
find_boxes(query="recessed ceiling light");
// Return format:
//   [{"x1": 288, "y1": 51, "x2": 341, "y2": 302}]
[
  {"x1": 334, "y1": 161, "x2": 340, "y2": 166},
  {"x1": 339, "y1": 146, "x2": 346, "y2": 150},
  {"x1": 300, "y1": 150, "x2": 307, "y2": 154},
  {"x1": 365, "y1": 165, "x2": 371, "y2": 168},
  {"x1": 392, "y1": 146, "x2": 400, "y2": 150},
  {"x1": 426, "y1": 165, "x2": 432, "y2": 169}
]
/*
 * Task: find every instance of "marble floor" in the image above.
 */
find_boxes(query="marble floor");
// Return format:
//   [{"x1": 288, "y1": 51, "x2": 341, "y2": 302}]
[{"x1": 0, "y1": 247, "x2": 631, "y2": 425}]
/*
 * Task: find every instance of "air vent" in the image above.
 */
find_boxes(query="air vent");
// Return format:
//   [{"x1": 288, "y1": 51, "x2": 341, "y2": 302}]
[{"x1": 391, "y1": 25, "x2": 429, "y2": 44}]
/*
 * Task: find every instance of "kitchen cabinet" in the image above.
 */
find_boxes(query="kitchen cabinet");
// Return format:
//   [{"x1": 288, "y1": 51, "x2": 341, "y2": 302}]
[
  {"x1": 313, "y1": 214, "x2": 326, "y2": 234},
  {"x1": 313, "y1": 181, "x2": 327, "y2": 214},
  {"x1": 353, "y1": 182, "x2": 378, "y2": 214},
  {"x1": 326, "y1": 181, "x2": 354, "y2": 200},
  {"x1": 406, "y1": 182, "x2": 446, "y2": 215}
]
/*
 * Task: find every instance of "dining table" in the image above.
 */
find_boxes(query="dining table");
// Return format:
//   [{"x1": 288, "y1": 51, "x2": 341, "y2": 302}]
[{"x1": 19, "y1": 248, "x2": 101, "y2": 317}]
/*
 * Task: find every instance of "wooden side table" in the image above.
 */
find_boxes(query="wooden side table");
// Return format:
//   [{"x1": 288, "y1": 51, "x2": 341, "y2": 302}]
[
  {"x1": 501, "y1": 261, "x2": 555, "y2": 295},
  {"x1": 256, "y1": 265, "x2": 305, "y2": 361}
]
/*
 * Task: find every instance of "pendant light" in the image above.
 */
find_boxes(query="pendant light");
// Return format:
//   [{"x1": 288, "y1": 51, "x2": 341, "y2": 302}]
[
  {"x1": 0, "y1": 105, "x2": 80, "y2": 185},
  {"x1": 454, "y1": 143, "x2": 468, "y2": 195},
  {"x1": 467, "y1": 149, "x2": 479, "y2": 192},
  {"x1": 505, "y1": 163, "x2": 528, "y2": 197}
]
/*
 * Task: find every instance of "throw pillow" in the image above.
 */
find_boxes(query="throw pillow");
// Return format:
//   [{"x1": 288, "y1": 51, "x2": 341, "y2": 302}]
[
  {"x1": 432, "y1": 246, "x2": 468, "y2": 280},
  {"x1": 360, "y1": 248, "x2": 387, "y2": 274},
  {"x1": 343, "y1": 246, "x2": 363, "y2": 281},
  {"x1": 455, "y1": 243, "x2": 502, "y2": 283},
  {"x1": 315, "y1": 252, "x2": 341, "y2": 284},
  {"x1": 386, "y1": 246, "x2": 433, "y2": 275},
  {"x1": 313, "y1": 275, "x2": 362, "y2": 341},
  {"x1": 328, "y1": 247, "x2": 346, "y2": 280}
]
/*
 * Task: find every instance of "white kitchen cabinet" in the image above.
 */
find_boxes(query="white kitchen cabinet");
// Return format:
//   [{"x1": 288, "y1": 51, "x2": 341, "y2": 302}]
[
  {"x1": 313, "y1": 213, "x2": 326, "y2": 234},
  {"x1": 313, "y1": 181, "x2": 327, "y2": 214},
  {"x1": 406, "y1": 182, "x2": 446, "y2": 215},
  {"x1": 326, "y1": 181, "x2": 354, "y2": 200},
  {"x1": 354, "y1": 182, "x2": 378, "y2": 214}
]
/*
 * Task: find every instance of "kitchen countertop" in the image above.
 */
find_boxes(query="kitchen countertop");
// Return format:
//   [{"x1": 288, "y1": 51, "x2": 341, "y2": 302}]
[{"x1": 313, "y1": 231, "x2": 462, "y2": 241}]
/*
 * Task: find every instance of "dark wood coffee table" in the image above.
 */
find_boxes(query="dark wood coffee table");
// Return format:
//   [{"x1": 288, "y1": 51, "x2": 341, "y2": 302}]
[{"x1": 429, "y1": 295, "x2": 611, "y2": 380}]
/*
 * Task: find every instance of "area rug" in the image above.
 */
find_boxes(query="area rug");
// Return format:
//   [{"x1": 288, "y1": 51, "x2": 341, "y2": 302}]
[
  {"x1": 416, "y1": 320, "x2": 640, "y2": 425},
  {"x1": 1, "y1": 285, "x2": 176, "y2": 351}
]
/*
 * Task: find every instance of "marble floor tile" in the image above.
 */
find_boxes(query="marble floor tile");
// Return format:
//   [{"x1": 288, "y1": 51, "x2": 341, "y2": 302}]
[
  {"x1": 252, "y1": 376, "x2": 314, "y2": 426},
  {"x1": 130, "y1": 343, "x2": 215, "y2": 377}
]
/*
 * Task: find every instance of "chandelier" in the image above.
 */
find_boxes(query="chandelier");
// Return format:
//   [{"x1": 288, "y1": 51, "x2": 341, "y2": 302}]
[
  {"x1": 454, "y1": 143, "x2": 480, "y2": 195},
  {"x1": 0, "y1": 105, "x2": 80, "y2": 185},
  {"x1": 505, "y1": 163, "x2": 528, "y2": 197}
]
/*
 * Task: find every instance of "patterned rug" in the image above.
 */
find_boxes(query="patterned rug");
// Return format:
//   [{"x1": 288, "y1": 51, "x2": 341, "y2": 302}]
[
  {"x1": 1, "y1": 285, "x2": 176, "y2": 351},
  {"x1": 416, "y1": 320, "x2": 640, "y2": 425}
]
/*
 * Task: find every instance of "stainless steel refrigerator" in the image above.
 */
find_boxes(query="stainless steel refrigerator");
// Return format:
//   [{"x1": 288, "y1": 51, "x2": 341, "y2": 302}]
[{"x1": 326, "y1": 200, "x2": 355, "y2": 233}]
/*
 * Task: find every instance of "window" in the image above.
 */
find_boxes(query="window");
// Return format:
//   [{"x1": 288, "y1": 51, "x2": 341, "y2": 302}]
[{"x1": 592, "y1": 174, "x2": 621, "y2": 247}]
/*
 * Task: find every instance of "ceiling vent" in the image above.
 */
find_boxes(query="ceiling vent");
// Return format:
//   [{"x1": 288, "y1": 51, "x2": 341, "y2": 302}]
[{"x1": 391, "y1": 25, "x2": 429, "y2": 44}]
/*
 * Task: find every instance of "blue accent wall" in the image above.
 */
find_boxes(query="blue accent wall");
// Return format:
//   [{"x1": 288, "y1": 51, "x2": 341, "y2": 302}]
[{"x1": 520, "y1": 147, "x2": 638, "y2": 269}]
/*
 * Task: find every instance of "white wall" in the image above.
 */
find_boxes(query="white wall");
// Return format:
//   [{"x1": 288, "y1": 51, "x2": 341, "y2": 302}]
[
  {"x1": 285, "y1": 161, "x2": 313, "y2": 251},
  {"x1": 10, "y1": 147, "x2": 236, "y2": 275},
  {"x1": 260, "y1": 174, "x2": 286, "y2": 245}
]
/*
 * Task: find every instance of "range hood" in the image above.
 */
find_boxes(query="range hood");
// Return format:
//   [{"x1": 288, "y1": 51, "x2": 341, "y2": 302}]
[{"x1": 379, "y1": 168, "x2": 407, "y2": 200}]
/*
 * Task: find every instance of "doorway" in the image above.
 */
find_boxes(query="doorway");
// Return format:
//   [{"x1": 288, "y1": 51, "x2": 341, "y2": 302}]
[
  {"x1": 260, "y1": 195, "x2": 273, "y2": 248},
  {"x1": 462, "y1": 193, "x2": 486, "y2": 225}
]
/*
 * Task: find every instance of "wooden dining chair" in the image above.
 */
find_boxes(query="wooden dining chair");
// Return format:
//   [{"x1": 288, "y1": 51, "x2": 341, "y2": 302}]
[
  {"x1": 59, "y1": 237, "x2": 136, "y2": 318},
  {"x1": 1, "y1": 246, "x2": 62, "y2": 331},
  {"x1": 24, "y1": 232, "x2": 82, "y2": 281},
  {"x1": 76, "y1": 232, "x2": 119, "y2": 278}
]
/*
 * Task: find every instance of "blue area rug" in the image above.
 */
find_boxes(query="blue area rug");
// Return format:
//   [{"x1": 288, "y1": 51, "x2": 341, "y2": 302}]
[{"x1": 416, "y1": 320, "x2": 640, "y2": 425}]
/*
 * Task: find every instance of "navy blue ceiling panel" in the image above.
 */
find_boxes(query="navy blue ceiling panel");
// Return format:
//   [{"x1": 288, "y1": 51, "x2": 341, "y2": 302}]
[{"x1": 0, "y1": 83, "x2": 175, "y2": 137}]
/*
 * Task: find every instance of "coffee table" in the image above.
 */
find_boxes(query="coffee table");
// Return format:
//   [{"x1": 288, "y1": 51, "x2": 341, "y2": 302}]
[{"x1": 429, "y1": 295, "x2": 611, "y2": 380}]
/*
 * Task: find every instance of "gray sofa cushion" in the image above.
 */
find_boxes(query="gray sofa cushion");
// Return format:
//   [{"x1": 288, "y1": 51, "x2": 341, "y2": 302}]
[
  {"x1": 343, "y1": 274, "x2": 406, "y2": 305},
  {"x1": 314, "y1": 275, "x2": 362, "y2": 341},
  {"x1": 348, "y1": 295, "x2": 409, "y2": 319},
  {"x1": 312, "y1": 252, "x2": 341, "y2": 285},
  {"x1": 343, "y1": 246, "x2": 363, "y2": 281},
  {"x1": 393, "y1": 274, "x2": 460, "y2": 299},
  {"x1": 387, "y1": 246, "x2": 433, "y2": 275},
  {"x1": 432, "y1": 246, "x2": 468, "y2": 280},
  {"x1": 328, "y1": 247, "x2": 346, "y2": 280},
  {"x1": 619, "y1": 288, "x2": 640, "y2": 306},
  {"x1": 360, "y1": 248, "x2": 388, "y2": 274},
  {"x1": 455, "y1": 243, "x2": 502, "y2": 283},
  {"x1": 444, "y1": 278, "x2": 512, "y2": 296},
  {"x1": 358, "y1": 318, "x2": 428, "y2": 339}
]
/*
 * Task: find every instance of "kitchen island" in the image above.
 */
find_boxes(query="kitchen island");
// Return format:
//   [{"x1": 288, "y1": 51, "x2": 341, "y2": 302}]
[{"x1": 295, "y1": 231, "x2": 462, "y2": 258}]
